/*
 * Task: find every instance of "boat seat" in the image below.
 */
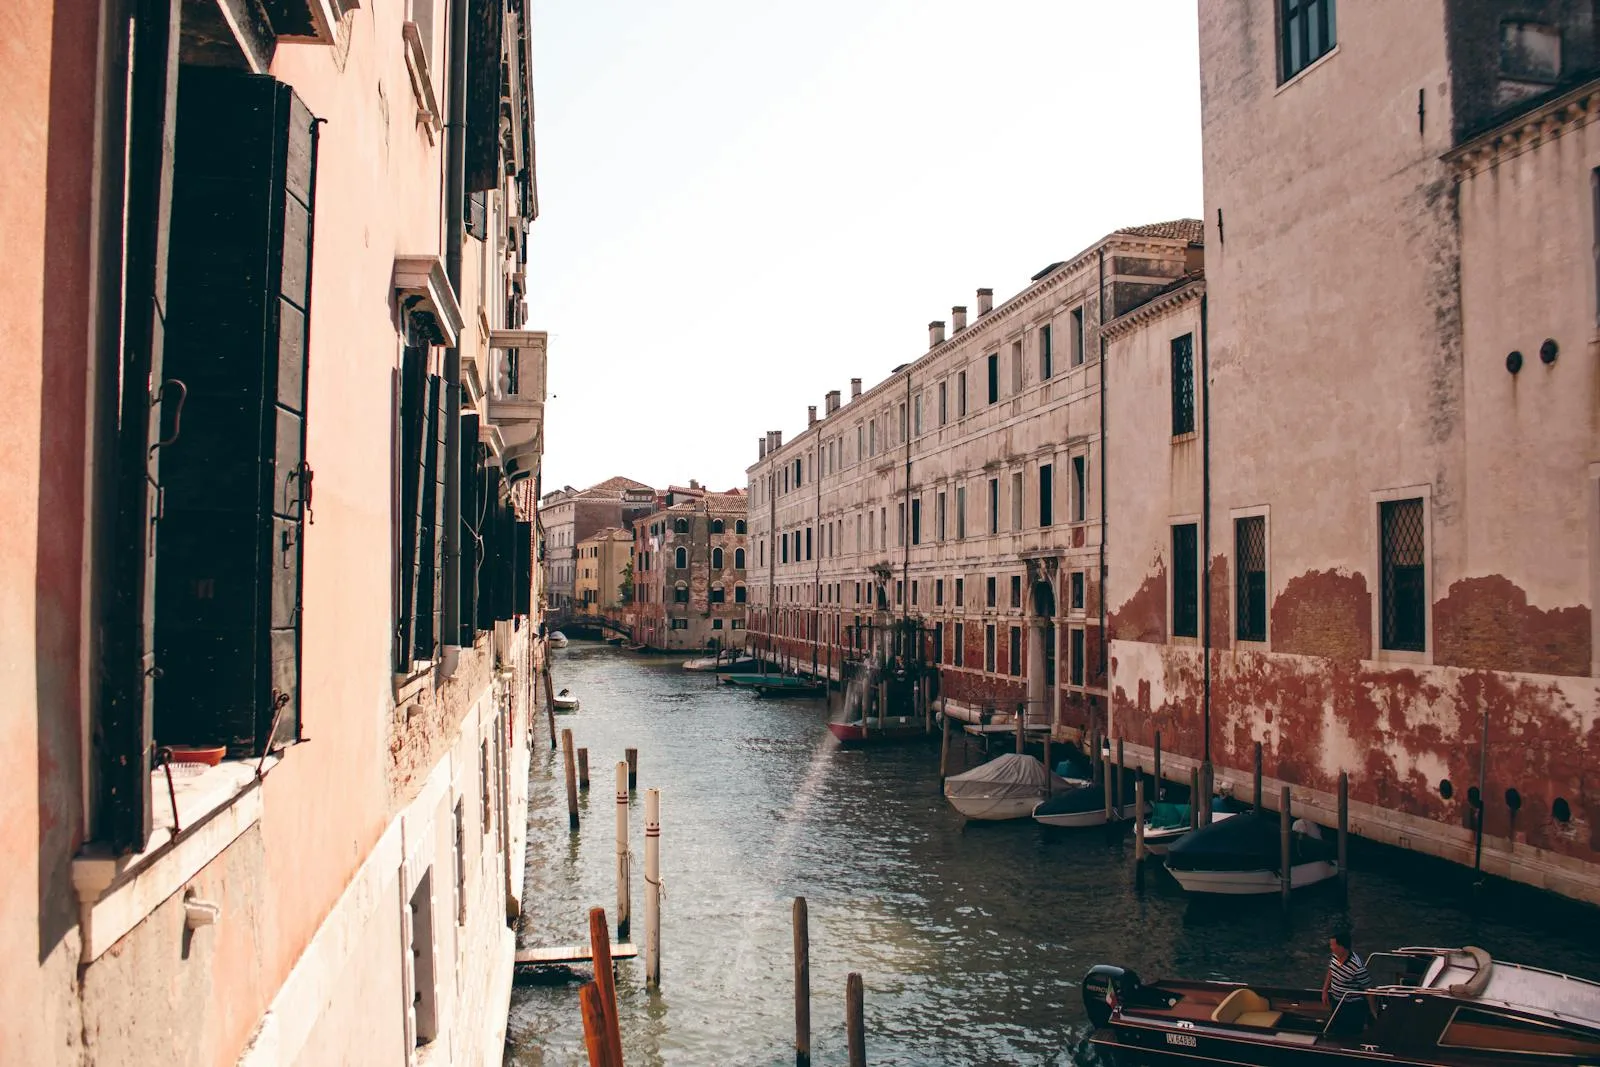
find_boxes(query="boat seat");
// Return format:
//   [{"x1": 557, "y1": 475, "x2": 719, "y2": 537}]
[{"x1": 1212, "y1": 988, "x2": 1283, "y2": 1029}]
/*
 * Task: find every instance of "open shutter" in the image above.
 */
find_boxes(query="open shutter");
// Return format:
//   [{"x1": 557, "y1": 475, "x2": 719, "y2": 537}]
[
  {"x1": 397, "y1": 346, "x2": 427, "y2": 668},
  {"x1": 156, "y1": 68, "x2": 318, "y2": 757},
  {"x1": 458, "y1": 413, "x2": 481, "y2": 643},
  {"x1": 465, "y1": 0, "x2": 506, "y2": 193},
  {"x1": 413, "y1": 374, "x2": 444, "y2": 660},
  {"x1": 477, "y1": 467, "x2": 503, "y2": 630},
  {"x1": 514, "y1": 520, "x2": 532, "y2": 615}
]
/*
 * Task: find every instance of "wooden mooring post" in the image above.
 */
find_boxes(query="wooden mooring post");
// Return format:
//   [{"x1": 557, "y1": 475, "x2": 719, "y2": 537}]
[
  {"x1": 1115, "y1": 737, "x2": 1125, "y2": 811},
  {"x1": 1189, "y1": 767, "x2": 1200, "y2": 830},
  {"x1": 644, "y1": 788, "x2": 661, "y2": 988},
  {"x1": 616, "y1": 763, "x2": 631, "y2": 940},
  {"x1": 1338, "y1": 772, "x2": 1350, "y2": 896},
  {"x1": 1280, "y1": 785, "x2": 1293, "y2": 909},
  {"x1": 1134, "y1": 775, "x2": 1147, "y2": 892},
  {"x1": 579, "y1": 982, "x2": 613, "y2": 1067},
  {"x1": 578, "y1": 747, "x2": 590, "y2": 791},
  {"x1": 563, "y1": 729, "x2": 579, "y2": 830},
  {"x1": 626, "y1": 747, "x2": 638, "y2": 791},
  {"x1": 938, "y1": 710, "x2": 952, "y2": 783},
  {"x1": 1254, "y1": 741, "x2": 1264, "y2": 811},
  {"x1": 1102, "y1": 752, "x2": 1114, "y2": 822},
  {"x1": 544, "y1": 667, "x2": 558, "y2": 750},
  {"x1": 846, "y1": 972, "x2": 866, "y2": 1067},
  {"x1": 1152, "y1": 730, "x2": 1162, "y2": 801},
  {"x1": 589, "y1": 907, "x2": 625, "y2": 1065},
  {"x1": 793, "y1": 897, "x2": 811, "y2": 1067}
]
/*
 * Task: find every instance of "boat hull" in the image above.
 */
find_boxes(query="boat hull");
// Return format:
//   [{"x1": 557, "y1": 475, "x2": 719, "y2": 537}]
[
  {"x1": 947, "y1": 794, "x2": 1042, "y2": 821},
  {"x1": 1166, "y1": 860, "x2": 1339, "y2": 895},
  {"x1": 1032, "y1": 801, "x2": 1148, "y2": 828},
  {"x1": 828, "y1": 718, "x2": 924, "y2": 744}
]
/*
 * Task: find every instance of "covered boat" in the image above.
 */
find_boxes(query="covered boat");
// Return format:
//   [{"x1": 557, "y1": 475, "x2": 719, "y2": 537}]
[
  {"x1": 1032, "y1": 777, "x2": 1148, "y2": 828},
  {"x1": 1141, "y1": 797, "x2": 1248, "y2": 855},
  {"x1": 944, "y1": 754, "x2": 1073, "y2": 821},
  {"x1": 1164, "y1": 811, "x2": 1337, "y2": 895},
  {"x1": 1084, "y1": 945, "x2": 1600, "y2": 1066}
]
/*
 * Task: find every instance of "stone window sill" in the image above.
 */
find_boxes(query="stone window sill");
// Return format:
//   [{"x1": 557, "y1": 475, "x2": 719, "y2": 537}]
[{"x1": 72, "y1": 756, "x2": 278, "y2": 962}]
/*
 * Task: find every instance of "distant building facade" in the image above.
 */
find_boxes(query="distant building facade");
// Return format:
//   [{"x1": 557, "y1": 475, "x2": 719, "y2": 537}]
[
  {"x1": 629, "y1": 490, "x2": 750, "y2": 650},
  {"x1": 575, "y1": 526, "x2": 634, "y2": 613},
  {"x1": 540, "y1": 477, "x2": 654, "y2": 613}
]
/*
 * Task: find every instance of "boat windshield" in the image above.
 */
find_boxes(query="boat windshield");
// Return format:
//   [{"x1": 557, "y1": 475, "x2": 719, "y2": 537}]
[{"x1": 1366, "y1": 952, "x2": 1436, "y2": 990}]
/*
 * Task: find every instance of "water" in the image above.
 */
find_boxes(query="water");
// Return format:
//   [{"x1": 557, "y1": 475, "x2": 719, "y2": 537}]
[{"x1": 505, "y1": 642, "x2": 1600, "y2": 1067}]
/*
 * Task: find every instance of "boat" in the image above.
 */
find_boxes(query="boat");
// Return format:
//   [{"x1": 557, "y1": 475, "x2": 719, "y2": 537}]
[
  {"x1": 682, "y1": 653, "x2": 757, "y2": 673},
  {"x1": 547, "y1": 631, "x2": 569, "y2": 649},
  {"x1": 1141, "y1": 798, "x2": 1247, "y2": 855},
  {"x1": 1164, "y1": 810, "x2": 1338, "y2": 895},
  {"x1": 1083, "y1": 945, "x2": 1600, "y2": 1065},
  {"x1": 1031, "y1": 778, "x2": 1147, "y2": 828},
  {"x1": 944, "y1": 754, "x2": 1075, "y2": 821},
  {"x1": 551, "y1": 688, "x2": 579, "y2": 712},
  {"x1": 828, "y1": 715, "x2": 924, "y2": 744},
  {"x1": 751, "y1": 677, "x2": 826, "y2": 698}
]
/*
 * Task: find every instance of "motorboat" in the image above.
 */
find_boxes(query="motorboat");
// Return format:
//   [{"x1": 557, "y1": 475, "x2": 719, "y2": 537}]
[
  {"x1": 1141, "y1": 797, "x2": 1249, "y2": 855},
  {"x1": 944, "y1": 754, "x2": 1075, "y2": 821},
  {"x1": 551, "y1": 687, "x2": 579, "y2": 712},
  {"x1": 1083, "y1": 945, "x2": 1600, "y2": 1065},
  {"x1": 1031, "y1": 778, "x2": 1147, "y2": 828},
  {"x1": 547, "y1": 631, "x2": 569, "y2": 649},
  {"x1": 828, "y1": 715, "x2": 924, "y2": 745},
  {"x1": 750, "y1": 677, "x2": 825, "y2": 698},
  {"x1": 682, "y1": 653, "x2": 757, "y2": 673},
  {"x1": 1164, "y1": 811, "x2": 1338, "y2": 895}
]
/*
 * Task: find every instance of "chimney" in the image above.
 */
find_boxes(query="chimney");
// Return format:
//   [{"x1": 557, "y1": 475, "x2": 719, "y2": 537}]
[
  {"x1": 825, "y1": 389, "x2": 841, "y2": 415},
  {"x1": 928, "y1": 320, "x2": 946, "y2": 348},
  {"x1": 770, "y1": 430, "x2": 784, "y2": 450},
  {"x1": 808, "y1": 405, "x2": 818, "y2": 426},
  {"x1": 951, "y1": 306, "x2": 967, "y2": 332},
  {"x1": 977, "y1": 288, "x2": 993, "y2": 317},
  {"x1": 690, "y1": 478, "x2": 700, "y2": 490},
  {"x1": 850, "y1": 378, "x2": 862, "y2": 400},
  {"x1": 758, "y1": 437, "x2": 767, "y2": 459}
]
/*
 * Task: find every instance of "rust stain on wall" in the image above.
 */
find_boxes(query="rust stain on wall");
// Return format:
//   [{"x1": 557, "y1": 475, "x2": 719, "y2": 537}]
[
  {"x1": 1271, "y1": 569, "x2": 1372, "y2": 661},
  {"x1": 1433, "y1": 575, "x2": 1591, "y2": 677},
  {"x1": 1109, "y1": 563, "x2": 1166, "y2": 643},
  {"x1": 1208, "y1": 554, "x2": 1230, "y2": 643}
]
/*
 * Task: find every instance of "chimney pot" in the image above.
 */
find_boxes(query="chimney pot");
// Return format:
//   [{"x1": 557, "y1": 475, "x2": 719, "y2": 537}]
[
  {"x1": 850, "y1": 378, "x2": 863, "y2": 399},
  {"x1": 807, "y1": 405, "x2": 818, "y2": 426},
  {"x1": 951, "y1": 305, "x2": 968, "y2": 332},
  {"x1": 977, "y1": 288, "x2": 994, "y2": 317},
  {"x1": 758, "y1": 438, "x2": 767, "y2": 459},
  {"x1": 929, "y1": 320, "x2": 946, "y2": 348},
  {"x1": 825, "y1": 389, "x2": 841, "y2": 415}
]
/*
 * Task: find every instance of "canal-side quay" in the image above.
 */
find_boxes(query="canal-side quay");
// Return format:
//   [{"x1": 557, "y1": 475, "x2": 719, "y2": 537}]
[{"x1": 506, "y1": 642, "x2": 1600, "y2": 1067}]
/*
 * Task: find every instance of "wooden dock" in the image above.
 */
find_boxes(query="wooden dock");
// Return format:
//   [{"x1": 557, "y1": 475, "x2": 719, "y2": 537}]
[{"x1": 515, "y1": 942, "x2": 638, "y2": 966}]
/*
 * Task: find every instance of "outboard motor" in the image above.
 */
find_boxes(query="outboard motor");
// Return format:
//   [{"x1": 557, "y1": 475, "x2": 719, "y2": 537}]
[{"x1": 1082, "y1": 965, "x2": 1141, "y2": 1029}]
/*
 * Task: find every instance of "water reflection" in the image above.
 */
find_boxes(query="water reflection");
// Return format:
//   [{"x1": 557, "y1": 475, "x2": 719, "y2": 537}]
[{"x1": 506, "y1": 642, "x2": 1600, "y2": 1066}]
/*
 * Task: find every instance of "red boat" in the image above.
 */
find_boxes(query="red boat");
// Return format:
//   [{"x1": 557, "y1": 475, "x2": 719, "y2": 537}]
[{"x1": 827, "y1": 715, "x2": 925, "y2": 745}]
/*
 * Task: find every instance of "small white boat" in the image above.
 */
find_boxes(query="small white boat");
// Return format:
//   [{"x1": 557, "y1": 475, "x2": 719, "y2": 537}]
[
  {"x1": 552, "y1": 687, "x2": 579, "y2": 712},
  {"x1": 944, "y1": 754, "x2": 1075, "y2": 821},
  {"x1": 548, "y1": 631, "x2": 569, "y2": 649},
  {"x1": 1164, "y1": 812, "x2": 1339, "y2": 895},
  {"x1": 1141, "y1": 803, "x2": 1240, "y2": 855},
  {"x1": 1031, "y1": 785, "x2": 1148, "y2": 828}
]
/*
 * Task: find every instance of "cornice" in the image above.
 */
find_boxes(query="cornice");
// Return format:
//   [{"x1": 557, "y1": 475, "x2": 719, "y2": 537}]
[
  {"x1": 1446, "y1": 79, "x2": 1600, "y2": 178},
  {"x1": 1100, "y1": 278, "x2": 1206, "y2": 342}
]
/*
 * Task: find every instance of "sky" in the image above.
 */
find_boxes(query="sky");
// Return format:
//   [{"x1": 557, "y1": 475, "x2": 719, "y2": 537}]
[{"x1": 527, "y1": 0, "x2": 1203, "y2": 497}]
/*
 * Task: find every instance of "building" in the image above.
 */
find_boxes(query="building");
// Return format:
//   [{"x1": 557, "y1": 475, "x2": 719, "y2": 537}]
[
  {"x1": 540, "y1": 476, "x2": 654, "y2": 615},
  {"x1": 5, "y1": 0, "x2": 545, "y2": 1060},
  {"x1": 575, "y1": 526, "x2": 635, "y2": 614},
  {"x1": 630, "y1": 490, "x2": 751, "y2": 650},
  {"x1": 1104, "y1": 0, "x2": 1600, "y2": 902},
  {"x1": 744, "y1": 224, "x2": 1202, "y2": 732}
]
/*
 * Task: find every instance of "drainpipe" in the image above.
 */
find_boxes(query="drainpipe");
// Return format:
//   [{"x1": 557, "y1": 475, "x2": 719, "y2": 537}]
[
  {"x1": 1200, "y1": 292, "x2": 1214, "y2": 810},
  {"x1": 903, "y1": 371, "x2": 913, "y2": 669},
  {"x1": 441, "y1": 0, "x2": 469, "y2": 647},
  {"x1": 1096, "y1": 249, "x2": 1108, "y2": 744},
  {"x1": 814, "y1": 428, "x2": 823, "y2": 678}
]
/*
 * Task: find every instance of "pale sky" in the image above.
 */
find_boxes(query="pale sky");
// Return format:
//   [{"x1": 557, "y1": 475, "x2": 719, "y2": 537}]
[{"x1": 528, "y1": 0, "x2": 1203, "y2": 496}]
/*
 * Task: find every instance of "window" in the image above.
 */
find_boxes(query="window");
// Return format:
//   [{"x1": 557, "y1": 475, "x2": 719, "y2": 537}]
[
  {"x1": 911, "y1": 498, "x2": 922, "y2": 544},
  {"x1": 938, "y1": 381, "x2": 948, "y2": 425},
  {"x1": 935, "y1": 578, "x2": 944, "y2": 606},
  {"x1": 857, "y1": 425, "x2": 865, "y2": 461},
  {"x1": 955, "y1": 577, "x2": 964, "y2": 607},
  {"x1": 712, "y1": 618, "x2": 724, "y2": 630},
  {"x1": 895, "y1": 580, "x2": 903, "y2": 606},
  {"x1": 736, "y1": 584, "x2": 748, "y2": 603},
  {"x1": 958, "y1": 370, "x2": 968, "y2": 417},
  {"x1": 1438, "y1": 1006, "x2": 1600, "y2": 1055},
  {"x1": 1171, "y1": 333, "x2": 1195, "y2": 436},
  {"x1": 760, "y1": 540, "x2": 766, "y2": 567},
  {"x1": 781, "y1": 536, "x2": 789, "y2": 564},
  {"x1": 911, "y1": 581, "x2": 919, "y2": 607},
  {"x1": 675, "y1": 546, "x2": 688, "y2": 569},
  {"x1": 805, "y1": 527, "x2": 812, "y2": 560},
  {"x1": 710, "y1": 585, "x2": 725, "y2": 604},
  {"x1": 955, "y1": 622, "x2": 965, "y2": 666},
  {"x1": 1070, "y1": 628, "x2": 1085, "y2": 686},
  {"x1": 712, "y1": 546, "x2": 724, "y2": 569},
  {"x1": 1380, "y1": 498, "x2": 1426, "y2": 651},
  {"x1": 732, "y1": 619, "x2": 745, "y2": 630},
  {"x1": 986, "y1": 576, "x2": 997, "y2": 608},
  {"x1": 1280, "y1": 0, "x2": 1336, "y2": 81},
  {"x1": 914, "y1": 393, "x2": 923, "y2": 435},
  {"x1": 1235, "y1": 516, "x2": 1267, "y2": 642},
  {"x1": 898, "y1": 402, "x2": 908, "y2": 443},
  {"x1": 735, "y1": 519, "x2": 747, "y2": 535},
  {"x1": 934, "y1": 622, "x2": 944, "y2": 662},
  {"x1": 675, "y1": 517, "x2": 690, "y2": 534},
  {"x1": 880, "y1": 508, "x2": 887, "y2": 549},
  {"x1": 1172, "y1": 523, "x2": 1199, "y2": 638},
  {"x1": 956, "y1": 486, "x2": 967, "y2": 539},
  {"x1": 985, "y1": 624, "x2": 997, "y2": 672},
  {"x1": 1071, "y1": 571, "x2": 1085, "y2": 612},
  {"x1": 1011, "y1": 340, "x2": 1023, "y2": 394},
  {"x1": 988, "y1": 478, "x2": 999, "y2": 534},
  {"x1": 869, "y1": 420, "x2": 877, "y2": 456},
  {"x1": 1009, "y1": 626, "x2": 1022, "y2": 676},
  {"x1": 1040, "y1": 324, "x2": 1053, "y2": 380},
  {"x1": 734, "y1": 547, "x2": 746, "y2": 569},
  {"x1": 1072, "y1": 455, "x2": 1087, "y2": 522},
  {"x1": 670, "y1": 618, "x2": 688, "y2": 630},
  {"x1": 1070, "y1": 306, "x2": 1085, "y2": 367},
  {"x1": 1012, "y1": 471, "x2": 1023, "y2": 530},
  {"x1": 987, "y1": 353, "x2": 999, "y2": 404},
  {"x1": 674, "y1": 582, "x2": 689, "y2": 604},
  {"x1": 1010, "y1": 575, "x2": 1022, "y2": 609},
  {"x1": 711, "y1": 518, "x2": 725, "y2": 533},
  {"x1": 936, "y1": 492, "x2": 947, "y2": 540},
  {"x1": 1039, "y1": 464, "x2": 1053, "y2": 526},
  {"x1": 408, "y1": 869, "x2": 440, "y2": 1046}
]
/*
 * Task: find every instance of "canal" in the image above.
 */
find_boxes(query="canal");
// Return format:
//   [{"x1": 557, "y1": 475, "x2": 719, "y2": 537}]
[{"x1": 505, "y1": 641, "x2": 1600, "y2": 1067}]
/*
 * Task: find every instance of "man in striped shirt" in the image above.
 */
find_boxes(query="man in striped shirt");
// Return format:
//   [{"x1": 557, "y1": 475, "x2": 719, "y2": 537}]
[{"x1": 1322, "y1": 927, "x2": 1378, "y2": 1035}]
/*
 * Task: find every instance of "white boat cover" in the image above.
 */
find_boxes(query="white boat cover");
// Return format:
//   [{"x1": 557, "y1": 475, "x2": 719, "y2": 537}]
[{"x1": 944, "y1": 754, "x2": 1072, "y2": 800}]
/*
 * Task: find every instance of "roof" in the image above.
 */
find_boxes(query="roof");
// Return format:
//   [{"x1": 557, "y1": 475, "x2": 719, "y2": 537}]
[
  {"x1": 576, "y1": 475, "x2": 652, "y2": 499},
  {"x1": 1115, "y1": 218, "x2": 1204, "y2": 243},
  {"x1": 578, "y1": 526, "x2": 634, "y2": 544}
]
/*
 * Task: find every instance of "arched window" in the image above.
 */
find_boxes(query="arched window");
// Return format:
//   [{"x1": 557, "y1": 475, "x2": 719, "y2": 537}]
[
  {"x1": 735, "y1": 584, "x2": 747, "y2": 604},
  {"x1": 734, "y1": 548, "x2": 746, "y2": 569},
  {"x1": 674, "y1": 582, "x2": 689, "y2": 604},
  {"x1": 712, "y1": 547, "x2": 724, "y2": 569},
  {"x1": 735, "y1": 519, "x2": 747, "y2": 535},
  {"x1": 674, "y1": 517, "x2": 689, "y2": 534},
  {"x1": 711, "y1": 518, "x2": 725, "y2": 534},
  {"x1": 710, "y1": 584, "x2": 726, "y2": 604},
  {"x1": 674, "y1": 546, "x2": 688, "y2": 568}
]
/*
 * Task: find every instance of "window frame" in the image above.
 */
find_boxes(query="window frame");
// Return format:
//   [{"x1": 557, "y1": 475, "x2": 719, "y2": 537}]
[
  {"x1": 1375, "y1": 490, "x2": 1430, "y2": 657},
  {"x1": 1171, "y1": 521, "x2": 1200, "y2": 639},
  {"x1": 1280, "y1": 0, "x2": 1337, "y2": 83},
  {"x1": 1039, "y1": 464, "x2": 1053, "y2": 527},
  {"x1": 1171, "y1": 333, "x2": 1196, "y2": 437},
  {"x1": 1233, "y1": 508, "x2": 1270, "y2": 645},
  {"x1": 987, "y1": 353, "x2": 999, "y2": 405},
  {"x1": 1040, "y1": 322, "x2": 1053, "y2": 380}
]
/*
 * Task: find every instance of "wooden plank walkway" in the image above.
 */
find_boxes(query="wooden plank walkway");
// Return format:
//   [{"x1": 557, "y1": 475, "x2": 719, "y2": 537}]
[{"x1": 515, "y1": 942, "x2": 638, "y2": 966}]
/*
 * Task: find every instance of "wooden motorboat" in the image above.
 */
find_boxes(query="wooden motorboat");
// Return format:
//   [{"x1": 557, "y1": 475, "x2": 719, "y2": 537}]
[
  {"x1": 682, "y1": 653, "x2": 757, "y2": 673},
  {"x1": 828, "y1": 715, "x2": 924, "y2": 745},
  {"x1": 551, "y1": 687, "x2": 579, "y2": 712},
  {"x1": 1163, "y1": 811, "x2": 1338, "y2": 895},
  {"x1": 944, "y1": 754, "x2": 1075, "y2": 821},
  {"x1": 750, "y1": 677, "x2": 825, "y2": 698},
  {"x1": 1084, "y1": 945, "x2": 1600, "y2": 1065}
]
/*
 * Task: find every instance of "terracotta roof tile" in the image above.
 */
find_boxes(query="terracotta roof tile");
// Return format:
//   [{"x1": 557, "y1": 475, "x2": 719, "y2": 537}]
[{"x1": 1115, "y1": 218, "x2": 1204, "y2": 243}]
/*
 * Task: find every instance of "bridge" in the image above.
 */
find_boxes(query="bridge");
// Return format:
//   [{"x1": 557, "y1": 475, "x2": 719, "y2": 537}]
[{"x1": 549, "y1": 611, "x2": 630, "y2": 640}]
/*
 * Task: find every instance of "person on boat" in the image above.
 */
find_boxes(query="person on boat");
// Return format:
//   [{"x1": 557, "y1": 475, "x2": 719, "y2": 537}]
[{"x1": 1322, "y1": 926, "x2": 1378, "y2": 1034}]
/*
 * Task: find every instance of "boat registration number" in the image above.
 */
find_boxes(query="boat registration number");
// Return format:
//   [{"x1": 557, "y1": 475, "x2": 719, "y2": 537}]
[{"x1": 1166, "y1": 1033, "x2": 1198, "y2": 1048}]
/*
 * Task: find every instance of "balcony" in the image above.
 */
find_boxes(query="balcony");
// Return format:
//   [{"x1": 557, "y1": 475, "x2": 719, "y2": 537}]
[{"x1": 485, "y1": 329, "x2": 546, "y2": 483}]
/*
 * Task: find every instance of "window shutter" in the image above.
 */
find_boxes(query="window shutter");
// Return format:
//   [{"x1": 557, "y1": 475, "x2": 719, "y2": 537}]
[
  {"x1": 397, "y1": 346, "x2": 427, "y2": 667},
  {"x1": 458, "y1": 413, "x2": 481, "y2": 643},
  {"x1": 493, "y1": 494, "x2": 516, "y2": 621},
  {"x1": 476, "y1": 467, "x2": 503, "y2": 631},
  {"x1": 465, "y1": 0, "x2": 506, "y2": 193},
  {"x1": 413, "y1": 374, "x2": 445, "y2": 660},
  {"x1": 465, "y1": 191, "x2": 487, "y2": 240},
  {"x1": 156, "y1": 68, "x2": 318, "y2": 757},
  {"x1": 514, "y1": 520, "x2": 532, "y2": 615}
]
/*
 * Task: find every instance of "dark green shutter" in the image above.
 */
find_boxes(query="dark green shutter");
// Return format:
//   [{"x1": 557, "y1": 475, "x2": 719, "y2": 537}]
[
  {"x1": 397, "y1": 347, "x2": 427, "y2": 667},
  {"x1": 477, "y1": 467, "x2": 503, "y2": 630},
  {"x1": 156, "y1": 67, "x2": 317, "y2": 756},
  {"x1": 413, "y1": 374, "x2": 445, "y2": 660},
  {"x1": 458, "y1": 413, "x2": 481, "y2": 643},
  {"x1": 514, "y1": 520, "x2": 532, "y2": 615},
  {"x1": 465, "y1": 0, "x2": 506, "y2": 194}
]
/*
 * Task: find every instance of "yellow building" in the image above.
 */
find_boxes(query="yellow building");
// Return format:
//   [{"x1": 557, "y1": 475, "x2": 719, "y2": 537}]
[{"x1": 576, "y1": 527, "x2": 635, "y2": 614}]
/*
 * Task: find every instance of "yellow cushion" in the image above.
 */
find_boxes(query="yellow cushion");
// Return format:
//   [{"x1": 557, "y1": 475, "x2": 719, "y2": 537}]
[
  {"x1": 1212, "y1": 988, "x2": 1273, "y2": 1023},
  {"x1": 1235, "y1": 1010, "x2": 1284, "y2": 1028}
]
